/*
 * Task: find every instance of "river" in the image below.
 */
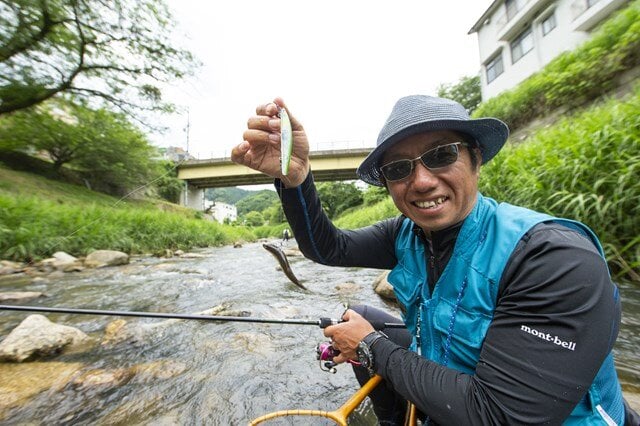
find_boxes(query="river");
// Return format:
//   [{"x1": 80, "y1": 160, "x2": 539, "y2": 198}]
[{"x1": 0, "y1": 241, "x2": 638, "y2": 424}]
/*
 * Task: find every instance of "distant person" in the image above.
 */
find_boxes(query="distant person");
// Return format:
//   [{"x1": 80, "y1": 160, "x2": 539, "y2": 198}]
[
  {"x1": 231, "y1": 96, "x2": 638, "y2": 424},
  {"x1": 282, "y1": 229, "x2": 290, "y2": 242}
]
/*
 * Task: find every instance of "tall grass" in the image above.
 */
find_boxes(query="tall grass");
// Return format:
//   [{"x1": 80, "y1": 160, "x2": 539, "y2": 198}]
[
  {"x1": 480, "y1": 86, "x2": 640, "y2": 281},
  {"x1": 0, "y1": 194, "x2": 257, "y2": 260}
]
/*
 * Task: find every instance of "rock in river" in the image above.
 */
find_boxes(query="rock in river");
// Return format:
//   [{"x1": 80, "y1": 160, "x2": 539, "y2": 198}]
[{"x1": 0, "y1": 314, "x2": 89, "y2": 362}]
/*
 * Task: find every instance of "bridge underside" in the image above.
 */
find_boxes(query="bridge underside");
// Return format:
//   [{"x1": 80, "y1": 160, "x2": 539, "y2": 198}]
[
  {"x1": 183, "y1": 168, "x2": 360, "y2": 188},
  {"x1": 177, "y1": 149, "x2": 371, "y2": 189}
]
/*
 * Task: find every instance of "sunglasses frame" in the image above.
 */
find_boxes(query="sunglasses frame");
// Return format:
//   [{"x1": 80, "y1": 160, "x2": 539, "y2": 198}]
[{"x1": 379, "y1": 142, "x2": 466, "y2": 182}]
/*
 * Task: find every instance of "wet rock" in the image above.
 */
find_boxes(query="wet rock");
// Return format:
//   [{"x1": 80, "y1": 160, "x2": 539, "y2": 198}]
[
  {"x1": 36, "y1": 252, "x2": 83, "y2": 272},
  {"x1": 132, "y1": 359, "x2": 187, "y2": 382},
  {"x1": 179, "y1": 252, "x2": 207, "y2": 259},
  {"x1": 84, "y1": 250, "x2": 129, "y2": 268},
  {"x1": 0, "y1": 314, "x2": 90, "y2": 362},
  {"x1": 71, "y1": 367, "x2": 133, "y2": 390},
  {"x1": 283, "y1": 248, "x2": 302, "y2": 257},
  {"x1": 101, "y1": 304, "x2": 250, "y2": 346},
  {"x1": 0, "y1": 260, "x2": 25, "y2": 275},
  {"x1": 230, "y1": 332, "x2": 273, "y2": 355},
  {"x1": 0, "y1": 291, "x2": 46, "y2": 302},
  {"x1": 335, "y1": 282, "x2": 361, "y2": 294},
  {"x1": 0, "y1": 361, "x2": 84, "y2": 419},
  {"x1": 174, "y1": 249, "x2": 185, "y2": 256},
  {"x1": 31, "y1": 276, "x2": 49, "y2": 284},
  {"x1": 373, "y1": 271, "x2": 396, "y2": 302}
]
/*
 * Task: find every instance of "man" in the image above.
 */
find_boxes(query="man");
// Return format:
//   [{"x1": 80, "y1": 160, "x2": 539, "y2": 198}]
[{"x1": 232, "y1": 96, "x2": 637, "y2": 424}]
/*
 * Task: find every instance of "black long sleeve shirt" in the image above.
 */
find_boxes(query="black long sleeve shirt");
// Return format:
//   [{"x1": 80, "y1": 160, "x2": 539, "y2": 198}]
[{"x1": 276, "y1": 173, "x2": 621, "y2": 425}]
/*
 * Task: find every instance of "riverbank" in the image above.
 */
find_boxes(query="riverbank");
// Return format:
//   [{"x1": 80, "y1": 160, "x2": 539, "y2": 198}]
[{"x1": 0, "y1": 164, "x2": 265, "y2": 262}]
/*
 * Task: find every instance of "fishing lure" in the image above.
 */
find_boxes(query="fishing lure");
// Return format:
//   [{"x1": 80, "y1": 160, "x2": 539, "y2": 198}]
[{"x1": 279, "y1": 107, "x2": 293, "y2": 176}]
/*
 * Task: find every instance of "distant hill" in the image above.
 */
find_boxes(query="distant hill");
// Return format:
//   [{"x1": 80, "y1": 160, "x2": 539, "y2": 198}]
[{"x1": 205, "y1": 187, "x2": 255, "y2": 204}]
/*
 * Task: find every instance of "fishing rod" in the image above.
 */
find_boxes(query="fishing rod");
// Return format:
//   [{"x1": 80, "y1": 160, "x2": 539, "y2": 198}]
[{"x1": 0, "y1": 304, "x2": 406, "y2": 330}]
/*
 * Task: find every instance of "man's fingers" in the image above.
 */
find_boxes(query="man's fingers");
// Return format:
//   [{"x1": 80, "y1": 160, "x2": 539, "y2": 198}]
[
  {"x1": 247, "y1": 115, "x2": 276, "y2": 132},
  {"x1": 243, "y1": 129, "x2": 276, "y2": 145},
  {"x1": 255, "y1": 101, "x2": 279, "y2": 117}
]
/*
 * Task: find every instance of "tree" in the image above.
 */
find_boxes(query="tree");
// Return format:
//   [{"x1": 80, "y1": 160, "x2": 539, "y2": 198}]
[
  {"x1": 242, "y1": 211, "x2": 264, "y2": 227},
  {"x1": 155, "y1": 160, "x2": 183, "y2": 203},
  {"x1": 0, "y1": 99, "x2": 161, "y2": 195},
  {"x1": 316, "y1": 181, "x2": 363, "y2": 219},
  {"x1": 363, "y1": 185, "x2": 389, "y2": 206},
  {"x1": 235, "y1": 190, "x2": 278, "y2": 216},
  {"x1": 0, "y1": 0, "x2": 197, "y2": 119},
  {"x1": 437, "y1": 75, "x2": 482, "y2": 114}
]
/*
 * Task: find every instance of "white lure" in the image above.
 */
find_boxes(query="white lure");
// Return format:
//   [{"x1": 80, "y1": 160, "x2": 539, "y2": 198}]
[{"x1": 279, "y1": 107, "x2": 293, "y2": 176}]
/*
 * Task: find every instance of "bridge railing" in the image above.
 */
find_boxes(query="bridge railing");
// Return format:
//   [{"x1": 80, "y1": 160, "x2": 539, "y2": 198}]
[{"x1": 187, "y1": 140, "x2": 373, "y2": 161}]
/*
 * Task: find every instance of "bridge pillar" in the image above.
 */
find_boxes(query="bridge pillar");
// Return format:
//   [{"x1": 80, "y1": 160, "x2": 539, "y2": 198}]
[{"x1": 181, "y1": 182, "x2": 205, "y2": 211}]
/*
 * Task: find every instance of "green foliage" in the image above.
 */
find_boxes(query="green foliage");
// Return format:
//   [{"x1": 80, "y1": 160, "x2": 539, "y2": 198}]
[
  {"x1": 473, "y1": 0, "x2": 640, "y2": 130},
  {"x1": 0, "y1": 163, "x2": 259, "y2": 261},
  {"x1": 316, "y1": 181, "x2": 363, "y2": 219},
  {"x1": 0, "y1": 0, "x2": 198, "y2": 118},
  {"x1": 334, "y1": 197, "x2": 399, "y2": 229},
  {"x1": 235, "y1": 190, "x2": 278, "y2": 216},
  {"x1": 262, "y1": 199, "x2": 286, "y2": 224},
  {"x1": 0, "y1": 100, "x2": 162, "y2": 196},
  {"x1": 479, "y1": 86, "x2": 640, "y2": 282},
  {"x1": 242, "y1": 211, "x2": 264, "y2": 227},
  {"x1": 362, "y1": 185, "x2": 390, "y2": 206},
  {"x1": 155, "y1": 161, "x2": 183, "y2": 204},
  {"x1": 437, "y1": 75, "x2": 482, "y2": 114},
  {"x1": 205, "y1": 187, "x2": 253, "y2": 204}
]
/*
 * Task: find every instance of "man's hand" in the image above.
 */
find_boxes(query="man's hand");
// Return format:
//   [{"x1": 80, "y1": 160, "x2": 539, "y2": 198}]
[
  {"x1": 231, "y1": 97, "x2": 310, "y2": 188},
  {"x1": 323, "y1": 309, "x2": 375, "y2": 364}
]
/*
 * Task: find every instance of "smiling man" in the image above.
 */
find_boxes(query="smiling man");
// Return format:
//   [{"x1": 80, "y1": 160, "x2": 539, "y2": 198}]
[{"x1": 232, "y1": 95, "x2": 636, "y2": 425}]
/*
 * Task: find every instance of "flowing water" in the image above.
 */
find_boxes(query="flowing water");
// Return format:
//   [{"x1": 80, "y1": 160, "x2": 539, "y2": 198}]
[{"x1": 0, "y1": 241, "x2": 638, "y2": 425}]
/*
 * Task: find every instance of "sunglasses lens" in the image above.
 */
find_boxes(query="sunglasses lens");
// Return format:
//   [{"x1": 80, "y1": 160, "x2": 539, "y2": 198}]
[
  {"x1": 422, "y1": 144, "x2": 459, "y2": 168},
  {"x1": 381, "y1": 160, "x2": 413, "y2": 181}
]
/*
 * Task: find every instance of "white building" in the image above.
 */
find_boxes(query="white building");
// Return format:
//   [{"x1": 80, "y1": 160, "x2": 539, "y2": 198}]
[
  {"x1": 205, "y1": 201, "x2": 237, "y2": 224},
  {"x1": 469, "y1": 0, "x2": 630, "y2": 100}
]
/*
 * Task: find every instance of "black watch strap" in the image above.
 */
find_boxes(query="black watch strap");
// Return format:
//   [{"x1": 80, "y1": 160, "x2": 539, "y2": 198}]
[{"x1": 357, "y1": 331, "x2": 388, "y2": 375}]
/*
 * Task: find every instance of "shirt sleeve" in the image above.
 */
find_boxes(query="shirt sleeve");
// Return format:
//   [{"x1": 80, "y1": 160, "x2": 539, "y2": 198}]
[
  {"x1": 275, "y1": 172, "x2": 400, "y2": 269},
  {"x1": 371, "y1": 222, "x2": 621, "y2": 425}
]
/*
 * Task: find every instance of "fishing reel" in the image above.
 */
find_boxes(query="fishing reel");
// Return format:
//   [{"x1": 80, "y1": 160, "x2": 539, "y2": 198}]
[{"x1": 316, "y1": 341, "x2": 340, "y2": 373}]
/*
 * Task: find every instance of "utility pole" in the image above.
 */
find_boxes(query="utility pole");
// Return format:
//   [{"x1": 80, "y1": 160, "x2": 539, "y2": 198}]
[{"x1": 185, "y1": 108, "x2": 190, "y2": 154}]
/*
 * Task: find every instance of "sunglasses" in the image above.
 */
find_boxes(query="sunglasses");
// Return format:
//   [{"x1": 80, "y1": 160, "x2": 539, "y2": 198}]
[{"x1": 380, "y1": 142, "x2": 465, "y2": 182}]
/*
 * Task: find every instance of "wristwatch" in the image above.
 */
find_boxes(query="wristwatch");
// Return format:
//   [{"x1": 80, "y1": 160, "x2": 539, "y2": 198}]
[{"x1": 356, "y1": 331, "x2": 388, "y2": 375}]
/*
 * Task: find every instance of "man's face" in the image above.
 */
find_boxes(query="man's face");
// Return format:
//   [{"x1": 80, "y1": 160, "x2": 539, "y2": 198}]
[{"x1": 381, "y1": 130, "x2": 480, "y2": 234}]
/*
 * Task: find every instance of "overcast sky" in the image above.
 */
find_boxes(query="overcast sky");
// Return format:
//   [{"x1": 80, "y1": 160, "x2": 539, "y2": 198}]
[{"x1": 152, "y1": 1, "x2": 493, "y2": 160}]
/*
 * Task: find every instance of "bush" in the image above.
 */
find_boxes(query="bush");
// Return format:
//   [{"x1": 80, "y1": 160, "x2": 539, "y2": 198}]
[{"x1": 479, "y1": 85, "x2": 640, "y2": 282}]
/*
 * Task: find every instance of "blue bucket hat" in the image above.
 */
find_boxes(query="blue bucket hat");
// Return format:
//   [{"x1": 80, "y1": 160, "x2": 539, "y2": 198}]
[{"x1": 356, "y1": 95, "x2": 509, "y2": 186}]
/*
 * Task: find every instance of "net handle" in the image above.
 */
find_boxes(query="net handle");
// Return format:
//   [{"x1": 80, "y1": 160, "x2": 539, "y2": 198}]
[{"x1": 249, "y1": 374, "x2": 383, "y2": 426}]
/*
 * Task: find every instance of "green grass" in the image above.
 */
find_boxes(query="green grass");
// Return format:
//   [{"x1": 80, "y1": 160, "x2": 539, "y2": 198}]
[
  {"x1": 479, "y1": 85, "x2": 640, "y2": 282},
  {"x1": 0, "y1": 165, "x2": 256, "y2": 261}
]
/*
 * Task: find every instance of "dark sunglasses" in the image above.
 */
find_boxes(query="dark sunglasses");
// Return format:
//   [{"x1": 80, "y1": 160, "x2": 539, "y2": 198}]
[{"x1": 380, "y1": 142, "x2": 466, "y2": 182}]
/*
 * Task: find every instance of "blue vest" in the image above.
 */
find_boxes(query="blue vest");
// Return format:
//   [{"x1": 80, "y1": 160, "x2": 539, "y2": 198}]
[{"x1": 388, "y1": 194, "x2": 625, "y2": 425}]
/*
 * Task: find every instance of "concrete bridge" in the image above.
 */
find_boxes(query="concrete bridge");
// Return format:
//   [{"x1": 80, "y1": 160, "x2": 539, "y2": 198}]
[{"x1": 177, "y1": 148, "x2": 371, "y2": 209}]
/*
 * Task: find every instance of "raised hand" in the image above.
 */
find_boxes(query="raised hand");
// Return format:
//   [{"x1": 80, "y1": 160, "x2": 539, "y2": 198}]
[{"x1": 232, "y1": 97, "x2": 310, "y2": 188}]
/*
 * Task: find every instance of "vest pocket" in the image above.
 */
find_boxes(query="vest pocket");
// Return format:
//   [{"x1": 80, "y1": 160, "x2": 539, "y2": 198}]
[{"x1": 433, "y1": 298, "x2": 492, "y2": 370}]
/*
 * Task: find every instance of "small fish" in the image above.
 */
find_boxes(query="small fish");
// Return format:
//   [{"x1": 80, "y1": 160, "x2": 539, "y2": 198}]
[
  {"x1": 263, "y1": 243, "x2": 308, "y2": 291},
  {"x1": 279, "y1": 107, "x2": 293, "y2": 176}
]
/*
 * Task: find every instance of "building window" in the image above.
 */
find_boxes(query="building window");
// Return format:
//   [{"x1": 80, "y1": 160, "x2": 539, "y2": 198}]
[
  {"x1": 506, "y1": 0, "x2": 527, "y2": 20},
  {"x1": 511, "y1": 26, "x2": 534, "y2": 63},
  {"x1": 486, "y1": 52, "x2": 504, "y2": 84},
  {"x1": 541, "y1": 13, "x2": 556, "y2": 35}
]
